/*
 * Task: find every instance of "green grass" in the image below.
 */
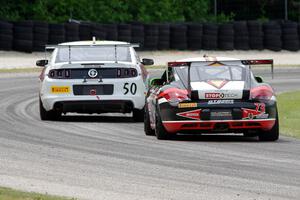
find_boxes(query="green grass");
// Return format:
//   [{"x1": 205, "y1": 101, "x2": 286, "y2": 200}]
[
  {"x1": 277, "y1": 91, "x2": 300, "y2": 138},
  {"x1": 0, "y1": 68, "x2": 42, "y2": 73},
  {"x1": 0, "y1": 187, "x2": 76, "y2": 200}
]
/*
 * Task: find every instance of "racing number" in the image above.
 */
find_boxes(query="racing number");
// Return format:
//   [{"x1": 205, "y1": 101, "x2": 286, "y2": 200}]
[{"x1": 123, "y1": 83, "x2": 137, "y2": 95}]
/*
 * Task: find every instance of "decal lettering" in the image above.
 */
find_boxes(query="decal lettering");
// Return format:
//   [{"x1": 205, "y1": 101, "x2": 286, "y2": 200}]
[
  {"x1": 208, "y1": 100, "x2": 234, "y2": 104},
  {"x1": 205, "y1": 92, "x2": 238, "y2": 99},
  {"x1": 178, "y1": 103, "x2": 197, "y2": 108}
]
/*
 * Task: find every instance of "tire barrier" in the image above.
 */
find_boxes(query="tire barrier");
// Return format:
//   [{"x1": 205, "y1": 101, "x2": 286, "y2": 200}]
[
  {"x1": 144, "y1": 24, "x2": 159, "y2": 50},
  {"x1": 170, "y1": 24, "x2": 187, "y2": 50},
  {"x1": 187, "y1": 23, "x2": 202, "y2": 50},
  {"x1": 218, "y1": 23, "x2": 234, "y2": 50},
  {"x1": 157, "y1": 23, "x2": 170, "y2": 50},
  {"x1": 234, "y1": 21, "x2": 249, "y2": 50},
  {"x1": 281, "y1": 21, "x2": 299, "y2": 51},
  {"x1": 202, "y1": 23, "x2": 218, "y2": 50},
  {"x1": 33, "y1": 21, "x2": 48, "y2": 51},
  {"x1": 13, "y1": 20, "x2": 33, "y2": 52},
  {"x1": 65, "y1": 22, "x2": 80, "y2": 42},
  {"x1": 118, "y1": 24, "x2": 131, "y2": 43},
  {"x1": 48, "y1": 24, "x2": 65, "y2": 45},
  {"x1": 131, "y1": 22, "x2": 144, "y2": 49},
  {"x1": 247, "y1": 20, "x2": 264, "y2": 50},
  {"x1": 0, "y1": 20, "x2": 13, "y2": 50},
  {"x1": 1, "y1": 20, "x2": 300, "y2": 52}
]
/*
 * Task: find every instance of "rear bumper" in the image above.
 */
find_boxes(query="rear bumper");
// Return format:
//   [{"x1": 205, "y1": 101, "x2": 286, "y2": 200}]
[
  {"x1": 162, "y1": 119, "x2": 276, "y2": 133},
  {"x1": 53, "y1": 100, "x2": 134, "y2": 114}
]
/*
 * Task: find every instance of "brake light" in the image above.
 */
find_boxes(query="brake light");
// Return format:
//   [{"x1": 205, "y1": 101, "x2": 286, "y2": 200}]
[
  {"x1": 241, "y1": 59, "x2": 273, "y2": 65},
  {"x1": 158, "y1": 88, "x2": 189, "y2": 102},
  {"x1": 250, "y1": 85, "x2": 274, "y2": 101}
]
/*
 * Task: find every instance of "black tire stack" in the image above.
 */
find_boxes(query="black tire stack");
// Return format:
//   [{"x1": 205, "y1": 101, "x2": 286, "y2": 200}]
[
  {"x1": 0, "y1": 21, "x2": 13, "y2": 50},
  {"x1": 131, "y1": 23, "x2": 144, "y2": 49},
  {"x1": 263, "y1": 21, "x2": 282, "y2": 51},
  {"x1": 79, "y1": 23, "x2": 92, "y2": 40},
  {"x1": 144, "y1": 24, "x2": 159, "y2": 50},
  {"x1": 48, "y1": 24, "x2": 65, "y2": 45},
  {"x1": 65, "y1": 22, "x2": 80, "y2": 42},
  {"x1": 281, "y1": 21, "x2": 299, "y2": 51},
  {"x1": 104, "y1": 24, "x2": 118, "y2": 41},
  {"x1": 234, "y1": 21, "x2": 249, "y2": 50},
  {"x1": 157, "y1": 23, "x2": 170, "y2": 50},
  {"x1": 33, "y1": 21, "x2": 48, "y2": 51},
  {"x1": 170, "y1": 24, "x2": 187, "y2": 50},
  {"x1": 218, "y1": 23, "x2": 234, "y2": 50},
  {"x1": 13, "y1": 21, "x2": 33, "y2": 52},
  {"x1": 118, "y1": 24, "x2": 131, "y2": 42},
  {"x1": 187, "y1": 23, "x2": 202, "y2": 50},
  {"x1": 202, "y1": 23, "x2": 218, "y2": 50},
  {"x1": 247, "y1": 21, "x2": 264, "y2": 50},
  {"x1": 91, "y1": 23, "x2": 106, "y2": 40}
]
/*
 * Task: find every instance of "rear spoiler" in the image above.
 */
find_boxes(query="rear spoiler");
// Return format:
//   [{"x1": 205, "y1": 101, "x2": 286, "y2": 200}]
[
  {"x1": 45, "y1": 43, "x2": 140, "y2": 64},
  {"x1": 167, "y1": 59, "x2": 274, "y2": 98}
]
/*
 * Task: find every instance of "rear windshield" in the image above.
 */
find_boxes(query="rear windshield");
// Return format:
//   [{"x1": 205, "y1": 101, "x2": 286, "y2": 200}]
[
  {"x1": 174, "y1": 65, "x2": 246, "y2": 83},
  {"x1": 55, "y1": 46, "x2": 131, "y2": 63}
]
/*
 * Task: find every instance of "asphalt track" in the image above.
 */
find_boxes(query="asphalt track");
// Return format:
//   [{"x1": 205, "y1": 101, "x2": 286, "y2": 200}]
[{"x1": 0, "y1": 68, "x2": 299, "y2": 200}]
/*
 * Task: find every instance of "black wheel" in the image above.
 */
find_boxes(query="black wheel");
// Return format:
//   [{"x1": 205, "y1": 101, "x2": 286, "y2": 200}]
[
  {"x1": 133, "y1": 108, "x2": 144, "y2": 122},
  {"x1": 155, "y1": 111, "x2": 170, "y2": 140},
  {"x1": 39, "y1": 98, "x2": 60, "y2": 121},
  {"x1": 259, "y1": 115, "x2": 279, "y2": 141},
  {"x1": 144, "y1": 105, "x2": 155, "y2": 136}
]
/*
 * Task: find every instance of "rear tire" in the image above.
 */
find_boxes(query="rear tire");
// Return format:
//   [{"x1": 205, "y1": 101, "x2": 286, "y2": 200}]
[
  {"x1": 259, "y1": 115, "x2": 279, "y2": 141},
  {"x1": 155, "y1": 111, "x2": 170, "y2": 140},
  {"x1": 144, "y1": 105, "x2": 155, "y2": 136},
  {"x1": 133, "y1": 108, "x2": 144, "y2": 122},
  {"x1": 39, "y1": 98, "x2": 60, "y2": 121}
]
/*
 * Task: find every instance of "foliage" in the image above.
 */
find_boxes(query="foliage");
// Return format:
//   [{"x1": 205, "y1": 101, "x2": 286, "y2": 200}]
[{"x1": 0, "y1": 0, "x2": 231, "y2": 23}]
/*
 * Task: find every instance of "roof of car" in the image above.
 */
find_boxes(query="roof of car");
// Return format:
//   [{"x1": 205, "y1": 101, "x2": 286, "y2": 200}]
[
  {"x1": 176, "y1": 56, "x2": 240, "y2": 62},
  {"x1": 58, "y1": 40, "x2": 131, "y2": 46}
]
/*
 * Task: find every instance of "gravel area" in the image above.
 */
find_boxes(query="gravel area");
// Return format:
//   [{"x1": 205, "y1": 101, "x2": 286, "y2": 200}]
[{"x1": 1, "y1": 50, "x2": 300, "y2": 69}]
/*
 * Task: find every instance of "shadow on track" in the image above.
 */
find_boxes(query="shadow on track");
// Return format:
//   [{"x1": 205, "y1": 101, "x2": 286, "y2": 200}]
[{"x1": 57, "y1": 115, "x2": 135, "y2": 123}]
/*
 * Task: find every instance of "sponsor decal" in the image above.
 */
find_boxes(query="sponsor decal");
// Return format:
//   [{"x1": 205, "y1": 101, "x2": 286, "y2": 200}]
[
  {"x1": 207, "y1": 80, "x2": 228, "y2": 89},
  {"x1": 208, "y1": 100, "x2": 234, "y2": 104},
  {"x1": 242, "y1": 103, "x2": 267, "y2": 119},
  {"x1": 205, "y1": 92, "x2": 238, "y2": 99},
  {"x1": 176, "y1": 109, "x2": 201, "y2": 120},
  {"x1": 88, "y1": 69, "x2": 98, "y2": 78},
  {"x1": 178, "y1": 102, "x2": 197, "y2": 108},
  {"x1": 211, "y1": 111, "x2": 232, "y2": 118},
  {"x1": 51, "y1": 86, "x2": 70, "y2": 93}
]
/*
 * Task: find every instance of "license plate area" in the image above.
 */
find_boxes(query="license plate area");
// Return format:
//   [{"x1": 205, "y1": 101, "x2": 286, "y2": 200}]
[
  {"x1": 210, "y1": 109, "x2": 232, "y2": 120},
  {"x1": 73, "y1": 85, "x2": 113, "y2": 95}
]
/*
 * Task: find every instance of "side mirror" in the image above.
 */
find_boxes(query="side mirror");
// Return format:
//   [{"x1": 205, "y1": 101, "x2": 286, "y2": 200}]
[
  {"x1": 149, "y1": 78, "x2": 162, "y2": 86},
  {"x1": 255, "y1": 76, "x2": 264, "y2": 83},
  {"x1": 36, "y1": 59, "x2": 48, "y2": 67},
  {"x1": 142, "y1": 58, "x2": 154, "y2": 66}
]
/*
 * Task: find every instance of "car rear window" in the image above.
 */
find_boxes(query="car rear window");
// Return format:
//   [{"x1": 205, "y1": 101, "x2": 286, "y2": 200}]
[{"x1": 55, "y1": 46, "x2": 131, "y2": 63}]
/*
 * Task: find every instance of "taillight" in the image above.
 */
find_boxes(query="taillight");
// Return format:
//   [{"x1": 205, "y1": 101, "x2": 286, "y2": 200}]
[
  {"x1": 158, "y1": 88, "x2": 189, "y2": 102},
  {"x1": 250, "y1": 85, "x2": 274, "y2": 101}
]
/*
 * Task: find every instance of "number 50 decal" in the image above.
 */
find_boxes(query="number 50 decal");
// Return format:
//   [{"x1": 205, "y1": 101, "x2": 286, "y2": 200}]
[{"x1": 123, "y1": 83, "x2": 137, "y2": 95}]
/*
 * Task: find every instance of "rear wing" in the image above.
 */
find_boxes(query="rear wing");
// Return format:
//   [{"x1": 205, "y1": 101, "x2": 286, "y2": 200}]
[
  {"x1": 167, "y1": 59, "x2": 274, "y2": 98},
  {"x1": 45, "y1": 43, "x2": 140, "y2": 64}
]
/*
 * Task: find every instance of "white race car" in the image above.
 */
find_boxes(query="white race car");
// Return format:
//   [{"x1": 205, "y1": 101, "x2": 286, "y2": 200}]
[{"x1": 37, "y1": 40, "x2": 153, "y2": 121}]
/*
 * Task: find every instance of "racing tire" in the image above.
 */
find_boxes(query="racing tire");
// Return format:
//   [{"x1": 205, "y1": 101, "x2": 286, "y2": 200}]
[
  {"x1": 155, "y1": 111, "x2": 170, "y2": 140},
  {"x1": 133, "y1": 108, "x2": 144, "y2": 122},
  {"x1": 144, "y1": 105, "x2": 155, "y2": 136},
  {"x1": 39, "y1": 98, "x2": 61, "y2": 121},
  {"x1": 259, "y1": 116, "x2": 279, "y2": 141}
]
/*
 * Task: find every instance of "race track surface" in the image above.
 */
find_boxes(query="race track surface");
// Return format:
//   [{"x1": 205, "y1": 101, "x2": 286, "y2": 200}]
[{"x1": 0, "y1": 69, "x2": 299, "y2": 200}]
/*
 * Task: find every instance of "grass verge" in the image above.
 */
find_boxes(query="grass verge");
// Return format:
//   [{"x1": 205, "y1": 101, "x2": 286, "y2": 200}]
[
  {"x1": 277, "y1": 91, "x2": 300, "y2": 138},
  {"x1": 0, "y1": 186, "x2": 76, "y2": 200}
]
